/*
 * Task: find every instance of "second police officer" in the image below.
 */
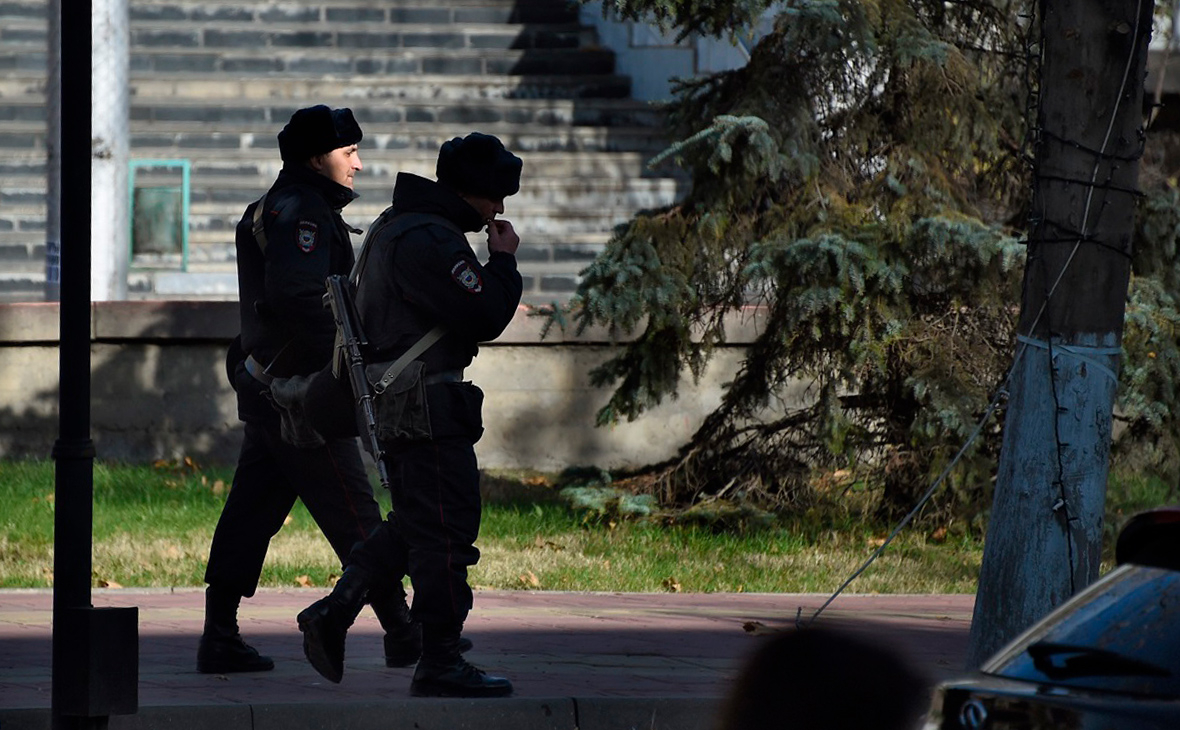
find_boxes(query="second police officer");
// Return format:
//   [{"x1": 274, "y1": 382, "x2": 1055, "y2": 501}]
[{"x1": 296, "y1": 132, "x2": 525, "y2": 698}]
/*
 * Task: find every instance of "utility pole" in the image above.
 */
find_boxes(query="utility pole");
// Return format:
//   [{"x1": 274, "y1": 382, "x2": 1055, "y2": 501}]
[{"x1": 966, "y1": 0, "x2": 1153, "y2": 667}]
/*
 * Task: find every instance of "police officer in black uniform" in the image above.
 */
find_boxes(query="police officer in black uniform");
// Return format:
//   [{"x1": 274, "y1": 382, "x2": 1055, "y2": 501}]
[
  {"x1": 296, "y1": 132, "x2": 523, "y2": 697},
  {"x1": 199, "y1": 105, "x2": 420, "y2": 674}
]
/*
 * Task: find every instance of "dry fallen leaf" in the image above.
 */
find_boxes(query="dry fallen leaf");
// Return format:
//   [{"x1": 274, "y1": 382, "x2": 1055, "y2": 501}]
[
  {"x1": 211, "y1": 480, "x2": 226, "y2": 495},
  {"x1": 296, "y1": 575, "x2": 312, "y2": 588},
  {"x1": 283, "y1": 515, "x2": 294, "y2": 526},
  {"x1": 519, "y1": 571, "x2": 540, "y2": 588},
  {"x1": 742, "y1": 621, "x2": 779, "y2": 635},
  {"x1": 661, "y1": 577, "x2": 681, "y2": 593},
  {"x1": 99, "y1": 579, "x2": 124, "y2": 589}
]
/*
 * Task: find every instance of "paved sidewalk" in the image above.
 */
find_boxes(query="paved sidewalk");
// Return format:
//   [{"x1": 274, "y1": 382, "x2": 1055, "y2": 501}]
[{"x1": 0, "y1": 588, "x2": 974, "y2": 729}]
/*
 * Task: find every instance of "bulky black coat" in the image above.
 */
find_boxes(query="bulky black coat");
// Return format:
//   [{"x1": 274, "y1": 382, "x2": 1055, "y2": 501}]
[
  {"x1": 233, "y1": 165, "x2": 360, "y2": 421},
  {"x1": 355, "y1": 172, "x2": 523, "y2": 375}
]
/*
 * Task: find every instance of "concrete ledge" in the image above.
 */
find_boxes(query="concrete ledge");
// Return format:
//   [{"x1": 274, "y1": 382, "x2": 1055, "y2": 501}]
[
  {"x1": 0, "y1": 300, "x2": 775, "y2": 469},
  {"x1": 0, "y1": 301, "x2": 767, "y2": 344},
  {"x1": 0, "y1": 698, "x2": 718, "y2": 730},
  {"x1": 0, "y1": 301, "x2": 61, "y2": 342}
]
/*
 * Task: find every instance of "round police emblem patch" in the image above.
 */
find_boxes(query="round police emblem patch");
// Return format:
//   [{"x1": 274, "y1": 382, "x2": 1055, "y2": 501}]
[
  {"x1": 450, "y1": 260, "x2": 483, "y2": 293},
  {"x1": 296, "y1": 221, "x2": 318, "y2": 253}
]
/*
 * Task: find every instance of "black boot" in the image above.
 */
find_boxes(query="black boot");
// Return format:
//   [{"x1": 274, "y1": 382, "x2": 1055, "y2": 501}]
[
  {"x1": 410, "y1": 623, "x2": 512, "y2": 698},
  {"x1": 196, "y1": 585, "x2": 274, "y2": 674},
  {"x1": 297, "y1": 566, "x2": 370, "y2": 683},
  {"x1": 369, "y1": 583, "x2": 423, "y2": 668},
  {"x1": 370, "y1": 587, "x2": 475, "y2": 668}
]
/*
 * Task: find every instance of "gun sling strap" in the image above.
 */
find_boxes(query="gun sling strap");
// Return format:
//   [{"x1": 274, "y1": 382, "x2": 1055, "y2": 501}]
[
  {"x1": 350, "y1": 209, "x2": 466, "y2": 391},
  {"x1": 249, "y1": 196, "x2": 461, "y2": 386}
]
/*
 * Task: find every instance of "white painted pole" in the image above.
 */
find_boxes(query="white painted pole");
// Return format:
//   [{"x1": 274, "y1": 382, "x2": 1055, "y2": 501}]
[
  {"x1": 90, "y1": 0, "x2": 129, "y2": 301},
  {"x1": 45, "y1": 0, "x2": 61, "y2": 302}
]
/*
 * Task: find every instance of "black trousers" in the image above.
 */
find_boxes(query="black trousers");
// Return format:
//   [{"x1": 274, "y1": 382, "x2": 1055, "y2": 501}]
[
  {"x1": 352, "y1": 435, "x2": 482, "y2": 626},
  {"x1": 204, "y1": 418, "x2": 384, "y2": 598}
]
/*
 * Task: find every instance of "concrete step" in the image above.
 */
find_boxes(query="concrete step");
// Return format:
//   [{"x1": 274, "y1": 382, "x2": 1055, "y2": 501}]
[
  {"x1": 139, "y1": 173, "x2": 682, "y2": 205},
  {"x1": 0, "y1": 0, "x2": 582, "y2": 25},
  {"x1": 0, "y1": 246, "x2": 602, "y2": 303},
  {"x1": 0, "y1": 0, "x2": 45, "y2": 19},
  {"x1": 0, "y1": 272, "x2": 47, "y2": 302},
  {"x1": 1, "y1": 47, "x2": 618, "y2": 77},
  {"x1": 128, "y1": 24, "x2": 595, "y2": 52},
  {"x1": 1, "y1": 72, "x2": 634, "y2": 101},
  {"x1": 0, "y1": 241, "x2": 46, "y2": 274},
  {"x1": 1, "y1": 160, "x2": 687, "y2": 225},
  {"x1": 1, "y1": 22, "x2": 597, "y2": 52},
  {"x1": 0, "y1": 152, "x2": 681, "y2": 186},
  {"x1": 111, "y1": 269, "x2": 588, "y2": 302},
  {"x1": 0, "y1": 226, "x2": 610, "y2": 264},
  {"x1": 0, "y1": 122, "x2": 670, "y2": 157},
  {"x1": 130, "y1": 238, "x2": 607, "y2": 271},
  {"x1": 1, "y1": 200, "x2": 664, "y2": 235},
  {"x1": 1, "y1": 95, "x2": 664, "y2": 133},
  {"x1": 129, "y1": 0, "x2": 581, "y2": 25},
  {"x1": 0, "y1": 160, "x2": 685, "y2": 191}
]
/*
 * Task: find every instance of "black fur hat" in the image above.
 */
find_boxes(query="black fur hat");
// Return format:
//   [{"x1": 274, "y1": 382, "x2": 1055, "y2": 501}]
[
  {"x1": 436, "y1": 132, "x2": 523, "y2": 198},
  {"x1": 277, "y1": 105, "x2": 363, "y2": 163}
]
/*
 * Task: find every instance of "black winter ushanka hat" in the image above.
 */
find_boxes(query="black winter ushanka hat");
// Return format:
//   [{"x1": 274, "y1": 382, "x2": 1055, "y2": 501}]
[
  {"x1": 435, "y1": 132, "x2": 523, "y2": 199},
  {"x1": 277, "y1": 105, "x2": 363, "y2": 163}
]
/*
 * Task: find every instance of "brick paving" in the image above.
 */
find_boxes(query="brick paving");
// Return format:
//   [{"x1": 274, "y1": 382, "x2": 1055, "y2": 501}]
[{"x1": 0, "y1": 588, "x2": 974, "y2": 728}]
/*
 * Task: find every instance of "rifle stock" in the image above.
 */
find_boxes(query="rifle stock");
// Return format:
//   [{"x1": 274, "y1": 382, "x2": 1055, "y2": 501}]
[{"x1": 323, "y1": 274, "x2": 391, "y2": 490}]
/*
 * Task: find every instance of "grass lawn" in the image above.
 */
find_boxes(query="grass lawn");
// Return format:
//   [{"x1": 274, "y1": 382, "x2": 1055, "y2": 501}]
[{"x1": 0, "y1": 457, "x2": 1168, "y2": 593}]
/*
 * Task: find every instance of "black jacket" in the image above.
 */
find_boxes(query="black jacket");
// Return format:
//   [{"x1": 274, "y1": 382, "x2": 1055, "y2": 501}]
[
  {"x1": 355, "y1": 172, "x2": 523, "y2": 374},
  {"x1": 234, "y1": 165, "x2": 360, "y2": 420}
]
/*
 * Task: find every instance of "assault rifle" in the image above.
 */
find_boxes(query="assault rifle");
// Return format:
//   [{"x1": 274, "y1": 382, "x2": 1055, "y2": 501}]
[{"x1": 323, "y1": 273, "x2": 391, "y2": 491}]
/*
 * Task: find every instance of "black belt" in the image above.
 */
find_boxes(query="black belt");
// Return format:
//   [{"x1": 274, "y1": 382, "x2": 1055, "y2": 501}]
[
  {"x1": 244, "y1": 354, "x2": 274, "y2": 387},
  {"x1": 424, "y1": 369, "x2": 464, "y2": 385}
]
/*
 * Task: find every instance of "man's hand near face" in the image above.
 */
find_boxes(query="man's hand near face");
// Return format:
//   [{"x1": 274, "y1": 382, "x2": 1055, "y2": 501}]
[{"x1": 486, "y1": 219, "x2": 519, "y2": 256}]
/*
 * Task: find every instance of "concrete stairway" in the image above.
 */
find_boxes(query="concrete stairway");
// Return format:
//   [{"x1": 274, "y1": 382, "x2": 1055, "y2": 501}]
[{"x1": 0, "y1": 0, "x2": 688, "y2": 304}]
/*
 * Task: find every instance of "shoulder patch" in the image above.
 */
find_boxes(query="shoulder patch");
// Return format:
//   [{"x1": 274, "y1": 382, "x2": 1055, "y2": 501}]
[
  {"x1": 450, "y1": 260, "x2": 483, "y2": 294},
  {"x1": 296, "y1": 221, "x2": 318, "y2": 253}
]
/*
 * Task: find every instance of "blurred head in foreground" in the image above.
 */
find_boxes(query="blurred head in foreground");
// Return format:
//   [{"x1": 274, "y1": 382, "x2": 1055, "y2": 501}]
[{"x1": 716, "y1": 626, "x2": 930, "y2": 730}]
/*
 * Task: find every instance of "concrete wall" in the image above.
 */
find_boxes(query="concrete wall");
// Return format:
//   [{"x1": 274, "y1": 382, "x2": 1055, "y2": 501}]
[{"x1": 0, "y1": 302, "x2": 767, "y2": 470}]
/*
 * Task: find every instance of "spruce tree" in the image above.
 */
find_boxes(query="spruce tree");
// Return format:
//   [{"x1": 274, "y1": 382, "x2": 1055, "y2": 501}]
[{"x1": 549, "y1": 0, "x2": 1180, "y2": 518}]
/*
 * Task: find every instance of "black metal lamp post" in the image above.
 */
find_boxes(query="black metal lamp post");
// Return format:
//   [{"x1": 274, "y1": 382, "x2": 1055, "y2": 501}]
[{"x1": 50, "y1": 1, "x2": 138, "y2": 727}]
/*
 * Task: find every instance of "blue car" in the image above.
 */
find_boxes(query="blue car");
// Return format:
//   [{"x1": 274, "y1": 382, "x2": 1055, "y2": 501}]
[{"x1": 924, "y1": 508, "x2": 1180, "y2": 730}]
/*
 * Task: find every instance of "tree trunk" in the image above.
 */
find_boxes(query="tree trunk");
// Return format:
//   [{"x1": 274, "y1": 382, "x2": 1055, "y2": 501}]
[{"x1": 966, "y1": 0, "x2": 1153, "y2": 668}]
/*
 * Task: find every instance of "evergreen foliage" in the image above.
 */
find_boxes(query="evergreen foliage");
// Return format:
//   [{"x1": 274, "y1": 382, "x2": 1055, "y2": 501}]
[{"x1": 548, "y1": 0, "x2": 1180, "y2": 520}]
